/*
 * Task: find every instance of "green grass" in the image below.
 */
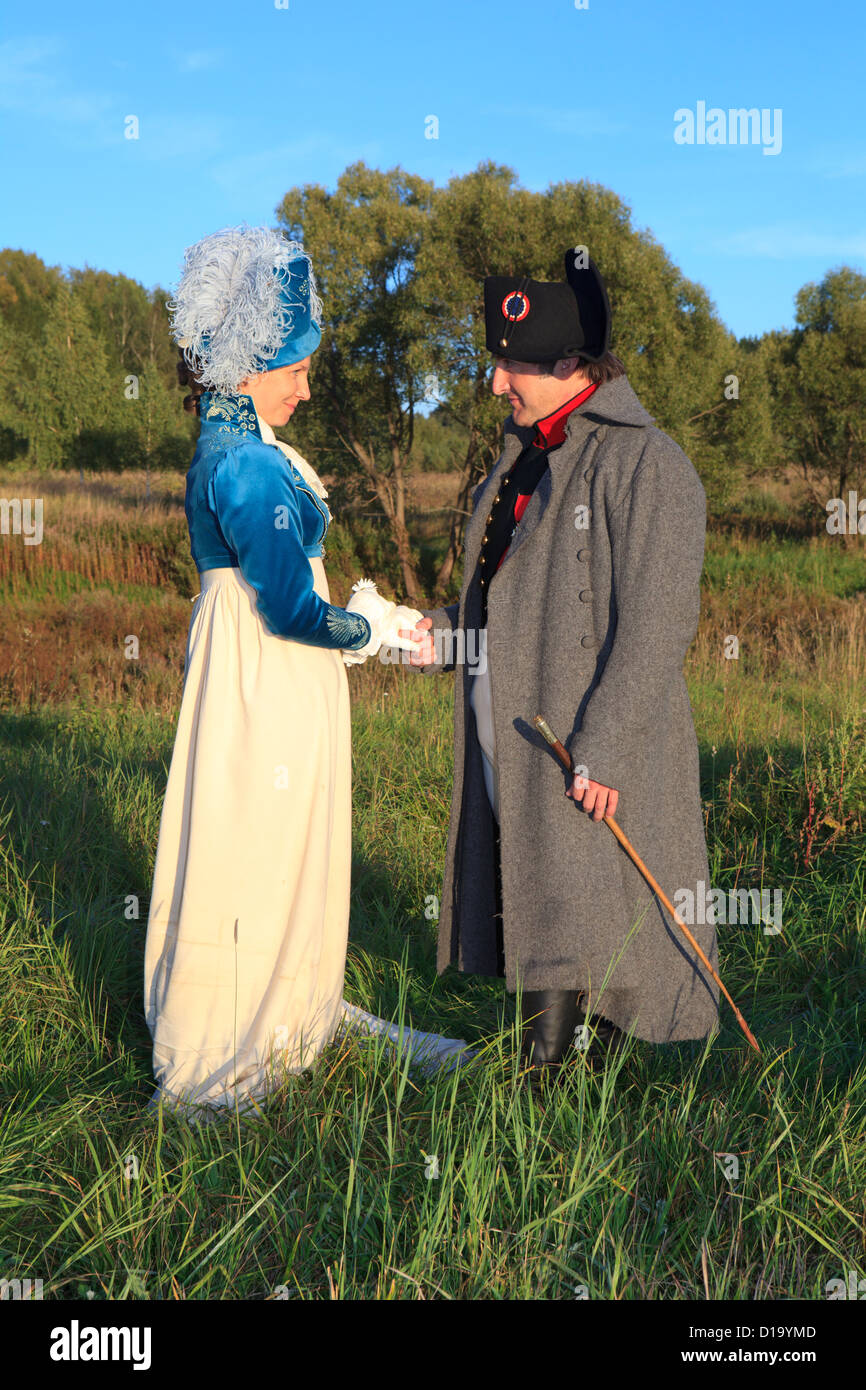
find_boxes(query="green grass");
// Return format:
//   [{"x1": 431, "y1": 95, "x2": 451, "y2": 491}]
[
  {"x1": 0, "y1": 473, "x2": 864, "y2": 1300},
  {"x1": 702, "y1": 532, "x2": 866, "y2": 603},
  {"x1": 0, "y1": 665, "x2": 864, "y2": 1300}
]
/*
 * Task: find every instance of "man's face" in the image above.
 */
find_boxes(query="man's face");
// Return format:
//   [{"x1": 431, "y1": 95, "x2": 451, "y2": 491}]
[
  {"x1": 237, "y1": 358, "x2": 312, "y2": 426},
  {"x1": 490, "y1": 355, "x2": 586, "y2": 427}
]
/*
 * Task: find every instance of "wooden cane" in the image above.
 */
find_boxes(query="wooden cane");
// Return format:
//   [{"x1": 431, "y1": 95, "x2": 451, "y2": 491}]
[{"x1": 533, "y1": 715, "x2": 760, "y2": 1054}]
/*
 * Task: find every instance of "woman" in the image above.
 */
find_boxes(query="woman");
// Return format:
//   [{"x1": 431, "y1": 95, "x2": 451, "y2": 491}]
[{"x1": 144, "y1": 225, "x2": 465, "y2": 1119}]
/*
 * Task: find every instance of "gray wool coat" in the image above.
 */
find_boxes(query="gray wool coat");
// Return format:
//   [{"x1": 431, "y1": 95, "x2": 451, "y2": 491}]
[{"x1": 415, "y1": 374, "x2": 719, "y2": 1042}]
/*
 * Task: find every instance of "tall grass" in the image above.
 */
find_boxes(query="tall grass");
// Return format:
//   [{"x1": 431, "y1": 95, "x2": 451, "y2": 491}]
[{"x1": 0, "y1": 470, "x2": 863, "y2": 1300}]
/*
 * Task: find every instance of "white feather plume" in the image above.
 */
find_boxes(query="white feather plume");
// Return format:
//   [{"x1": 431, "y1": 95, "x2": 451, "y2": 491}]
[{"x1": 166, "y1": 223, "x2": 324, "y2": 394}]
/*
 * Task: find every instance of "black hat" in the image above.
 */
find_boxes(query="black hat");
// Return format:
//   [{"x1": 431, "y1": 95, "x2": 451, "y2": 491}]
[{"x1": 484, "y1": 250, "x2": 611, "y2": 363}]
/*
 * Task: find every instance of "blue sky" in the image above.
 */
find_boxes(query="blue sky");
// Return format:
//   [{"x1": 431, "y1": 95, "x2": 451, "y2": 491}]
[{"x1": 1, "y1": 0, "x2": 864, "y2": 340}]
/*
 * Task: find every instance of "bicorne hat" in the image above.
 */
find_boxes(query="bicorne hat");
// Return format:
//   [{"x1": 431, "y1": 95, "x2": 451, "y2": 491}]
[
  {"x1": 484, "y1": 249, "x2": 611, "y2": 364},
  {"x1": 167, "y1": 224, "x2": 323, "y2": 394}
]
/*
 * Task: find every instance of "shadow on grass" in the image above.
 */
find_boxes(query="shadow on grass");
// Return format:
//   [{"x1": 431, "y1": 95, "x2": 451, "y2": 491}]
[
  {"x1": 0, "y1": 708, "x2": 862, "y2": 1106},
  {"x1": 0, "y1": 707, "x2": 169, "y2": 1100}
]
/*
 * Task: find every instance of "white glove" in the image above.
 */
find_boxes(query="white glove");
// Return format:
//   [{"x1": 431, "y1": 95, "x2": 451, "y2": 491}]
[
  {"x1": 344, "y1": 578, "x2": 392, "y2": 656},
  {"x1": 341, "y1": 646, "x2": 368, "y2": 666},
  {"x1": 341, "y1": 579, "x2": 424, "y2": 665},
  {"x1": 381, "y1": 602, "x2": 425, "y2": 650}
]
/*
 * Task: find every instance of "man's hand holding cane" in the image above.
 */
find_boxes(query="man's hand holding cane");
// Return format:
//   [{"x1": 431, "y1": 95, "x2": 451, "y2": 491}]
[{"x1": 400, "y1": 619, "x2": 620, "y2": 824}]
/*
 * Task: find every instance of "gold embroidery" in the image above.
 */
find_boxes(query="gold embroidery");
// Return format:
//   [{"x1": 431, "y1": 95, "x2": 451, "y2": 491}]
[{"x1": 202, "y1": 392, "x2": 259, "y2": 436}]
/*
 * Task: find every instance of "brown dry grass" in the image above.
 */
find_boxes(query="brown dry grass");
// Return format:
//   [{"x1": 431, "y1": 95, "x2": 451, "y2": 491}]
[
  {"x1": 1, "y1": 592, "x2": 192, "y2": 711},
  {"x1": 2, "y1": 466, "x2": 863, "y2": 714}
]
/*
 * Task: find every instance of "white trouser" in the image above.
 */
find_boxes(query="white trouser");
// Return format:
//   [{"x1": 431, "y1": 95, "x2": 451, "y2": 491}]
[{"x1": 468, "y1": 628, "x2": 500, "y2": 823}]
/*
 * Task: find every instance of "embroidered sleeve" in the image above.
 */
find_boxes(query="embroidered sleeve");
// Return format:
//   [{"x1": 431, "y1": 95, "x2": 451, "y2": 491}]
[{"x1": 209, "y1": 443, "x2": 371, "y2": 650}]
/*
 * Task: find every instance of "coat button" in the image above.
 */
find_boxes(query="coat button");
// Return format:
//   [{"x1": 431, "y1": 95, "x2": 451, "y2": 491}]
[
  {"x1": 486, "y1": 513, "x2": 493, "y2": 524},
  {"x1": 584, "y1": 468, "x2": 594, "y2": 482},
  {"x1": 580, "y1": 635, "x2": 595, "y2": 649},
  {"x1": 480, "y1": 556, "x2": 486, "y2": 565},
  {"x1": 577, "y1": 548, "x2": 590, "y2": 562},
  {"x1": 483, "y1": 533, "x2": 488, "y2": 544},
  {"x1": 579, "y1": 589, "x2": 592, "y2": 603}
]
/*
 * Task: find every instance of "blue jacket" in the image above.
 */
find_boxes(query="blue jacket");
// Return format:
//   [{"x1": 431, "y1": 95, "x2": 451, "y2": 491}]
[{"x1": 184, "y1": 390, "x2": 371, "y2": 650}]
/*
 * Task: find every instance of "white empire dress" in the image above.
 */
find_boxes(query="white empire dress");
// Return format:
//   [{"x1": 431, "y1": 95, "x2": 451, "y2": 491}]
[{"x1": 144, "y1": 407, "x2": 471, "y2": 1118}]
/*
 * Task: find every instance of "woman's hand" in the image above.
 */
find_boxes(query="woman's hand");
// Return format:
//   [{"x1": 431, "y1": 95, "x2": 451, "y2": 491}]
[{"x1": 397, "y1": 616, "x2": 434, "y2": 666}]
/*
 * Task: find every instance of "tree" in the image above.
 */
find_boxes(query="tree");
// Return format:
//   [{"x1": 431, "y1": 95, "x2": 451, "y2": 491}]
[
  {"x1": 763, "y1": 267, "x2": 866, "y2": 513},
  {"x1": 415, "y1": 164, "x2": 759, "y2": 595},
  {"x1": 415, "y1": 163, "x2": 546, "y2": 596},
  {"x1": 0, "y1": 249, "x2": 66, "y2": 460},
  {"x1": 24, "y1": 284, "x2": 114, "y2": 469},
  {"x1": 0, "y1": 250, "x2": 193, "y2": 473},
  {"x1": 69, "y1": 266, "x2": 178, "y2": 382},
  {"x1": 278, "y1": 163, "x2": 435, "y2": 601}
]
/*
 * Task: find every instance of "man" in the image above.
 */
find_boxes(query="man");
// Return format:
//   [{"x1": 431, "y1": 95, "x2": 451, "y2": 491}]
[{"x1": 401, "y1": 249, "x2": 719, "y2": 1083}]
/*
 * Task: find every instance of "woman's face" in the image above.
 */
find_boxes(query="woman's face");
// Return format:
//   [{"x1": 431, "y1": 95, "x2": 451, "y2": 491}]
[{"x1": 236, "y1": 357, "x2": 312, "y2": 427}]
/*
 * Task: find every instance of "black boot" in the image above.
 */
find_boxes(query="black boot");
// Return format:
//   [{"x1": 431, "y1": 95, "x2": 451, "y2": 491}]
[
  {"x1": 574, "y1": 1003, "x2": 629, "y2": 1071},
  {"x1": 520, "y1": 989, "x2": 583, "y2": 1083}
]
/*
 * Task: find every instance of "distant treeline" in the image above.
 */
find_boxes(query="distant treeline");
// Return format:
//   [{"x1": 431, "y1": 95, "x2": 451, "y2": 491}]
[{"x1": 1, "y1": 161, "x2": 863, "y2": 600}]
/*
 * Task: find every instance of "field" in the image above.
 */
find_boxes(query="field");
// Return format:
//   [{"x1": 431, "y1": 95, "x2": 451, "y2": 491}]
[{"x1": 0, "y1": 466, "x2": 864, "y2": 1300}]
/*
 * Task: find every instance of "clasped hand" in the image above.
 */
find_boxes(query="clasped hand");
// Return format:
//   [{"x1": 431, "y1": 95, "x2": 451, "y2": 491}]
[
  {"x1": 342, "y1": 581, "x2": 427, "y2": 664},
  {"x1": 396, "y1": 615, "x2": 434, "y2": 665}
]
